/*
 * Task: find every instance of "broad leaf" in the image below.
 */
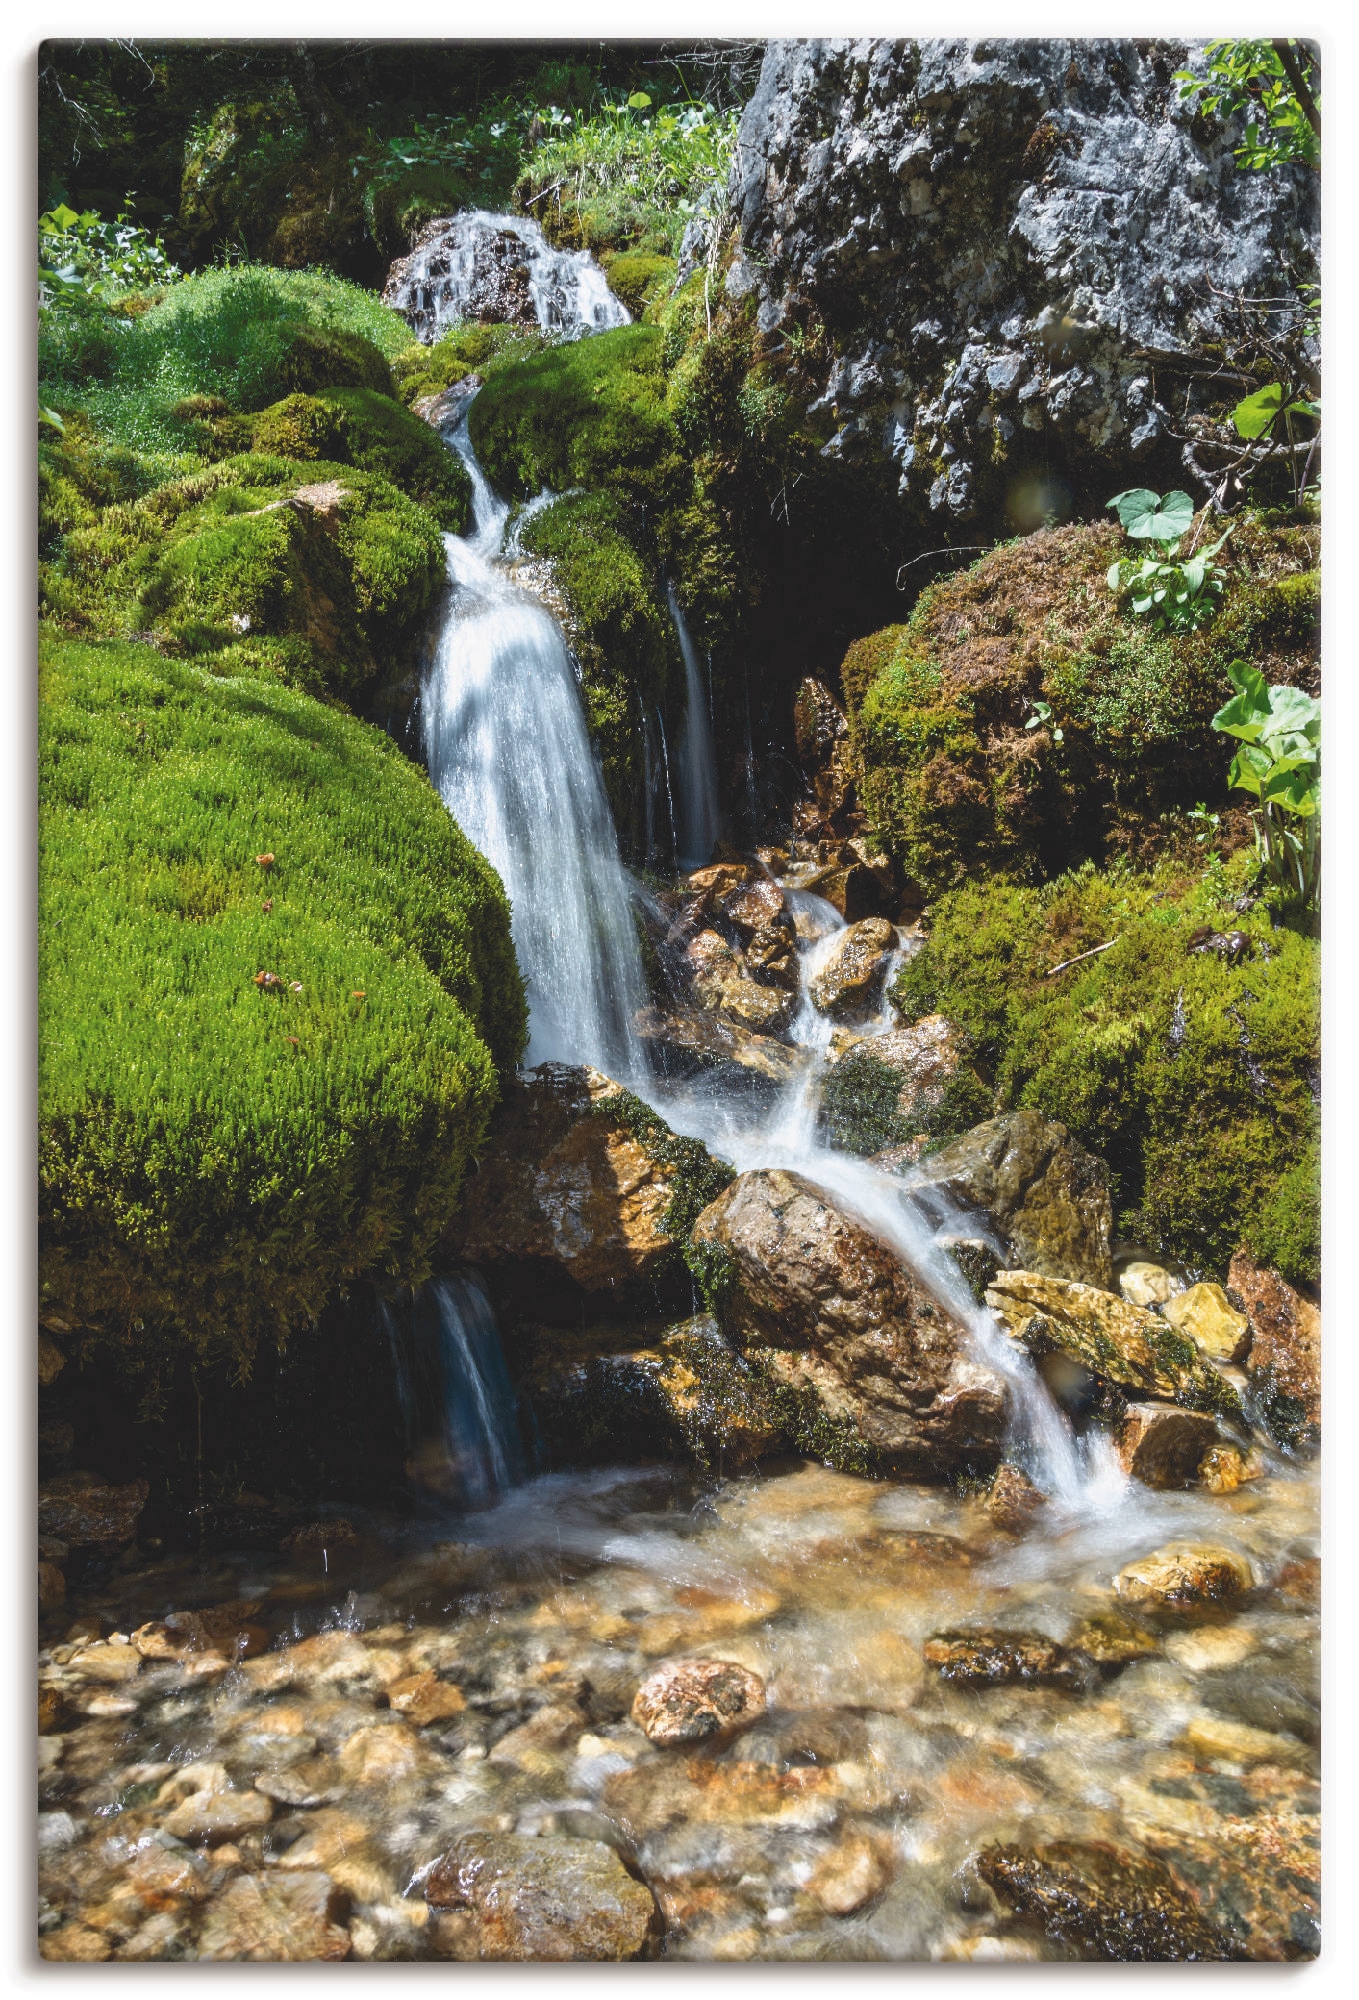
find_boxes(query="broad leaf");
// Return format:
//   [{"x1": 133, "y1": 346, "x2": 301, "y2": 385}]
[{"x1": 1107, "y1": 487, "x2": 1195, "y2": 541}]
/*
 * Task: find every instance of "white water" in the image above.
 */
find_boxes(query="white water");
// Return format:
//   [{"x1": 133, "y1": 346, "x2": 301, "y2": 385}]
[
  {"x1": 668, "y1": 585, "x2": 720, "y2": 871},
  {"x1": 381, "y1": 1273, "x2": 524, "y2": 1506},
  {"x1": 385, "y1": 209, "x2": 630, "y2": 343}
]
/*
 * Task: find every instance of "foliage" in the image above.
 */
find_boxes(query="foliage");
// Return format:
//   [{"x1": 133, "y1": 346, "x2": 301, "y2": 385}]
[
  {"x1": 1175, "y1": 40, "x2": 1320, "y2": 171},
  {"x1": 39, "y1": 199, "x2": 180, "y2": 303},
  {"x1": 890, "y1": 854, "x2": 1319, "y2": 1285},
  {"x1": 392, "y1": 321, "x2": 551, "y2": 410},
  {"x1": 1106, "y1": 488, "x2": 1196, "y2": 543},
  {"x1": 39, "y1": 634, "x2": 525, "y2": 1372},
  {"x1": 1212, "y1": 660, "x2": 1320, "y2": 910},
  {"x1": 1105, "y1": 489, "x2": 1230, "y2": 632},
  {"x1": 516, "y1": 92, "x2": 739, "y2": 255}
]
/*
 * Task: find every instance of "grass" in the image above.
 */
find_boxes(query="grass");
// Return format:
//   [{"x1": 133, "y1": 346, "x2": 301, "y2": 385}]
[{"x1": 516, "y1": 97, "x2": 738, "y2": 256}]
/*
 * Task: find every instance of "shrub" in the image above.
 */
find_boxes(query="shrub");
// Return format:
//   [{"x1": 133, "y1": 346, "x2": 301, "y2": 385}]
[
  {"x1": 515, "y1": 94, "x2": 738, "y2": 255},
  {"x1": 39, "y1": 635, "x2": 526, "y2": 1372}
]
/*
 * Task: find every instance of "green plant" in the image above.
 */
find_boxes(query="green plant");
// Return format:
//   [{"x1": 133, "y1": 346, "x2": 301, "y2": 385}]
[
  {"x1": 1106, "y1": 489, "x2": 1231, "y2": 631},
  {"x1": 39, "y1": 199, "x2": 181, "y2": 303},
  {"x1": 1175, "y1": 40, "x2": 1320, "y2": 171},
  {"x1": 1025, "y1": 697, "x2": 1064, "y2": 746},
  {"x1": 515, "y1": 92, "x2": 739, "y2": 255},
  {"x1": 1211, "y1": 659, "x2": 1320, "y2": 909},
  {"x1": 1231, "y1": 380, "x2": 1321, "y2": 508}
]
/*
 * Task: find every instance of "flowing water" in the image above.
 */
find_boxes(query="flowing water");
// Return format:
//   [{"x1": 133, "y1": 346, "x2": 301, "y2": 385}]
[
  {"x1": 668, "y1": 586, "x2": 720, "y2": 872},
  {"x1": 385, "y1": 209, "x2": 629, "y2": 343}
]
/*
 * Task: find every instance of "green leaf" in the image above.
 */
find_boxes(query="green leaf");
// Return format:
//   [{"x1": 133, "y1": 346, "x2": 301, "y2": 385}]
[
  {"x1": 627, "y1": 91, "x2": 652, "y2": 110},
  {"x1": 1232, "y1": 383, "x2": 1286, "y2": 440},
  {"x1": 1107, "y1": 487, "x2": 1195, "y2": 541}
]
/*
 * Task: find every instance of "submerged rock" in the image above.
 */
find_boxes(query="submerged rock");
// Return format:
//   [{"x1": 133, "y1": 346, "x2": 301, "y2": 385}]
[
  {"x1": 424, "y1": 1833, "x2": 657, "y2": 1960},
  {"x1": 984, "y1": 1271, "x2": 1242, "y2": 1421},
  {"x1": 1115, "y1": 1543, "x2": 1255, "y2": 1612},
  {"x1": 1113, "y1": 1403, "x2": 1219, "y2": 1490},
  {"x1": 1162, "y1": 1283, "x2": 1251, "y2": 1365},
  {"x1": 923, "y1": 1629, "x2": 1094, "y2": 1692},
  {"x1": 691, "y1": 1168, "x2": 1008, "y2": 1475},
  {"x1": 632, "y1": 1658, "x2": 767, "y2": 1747},
  {"x1": 809, "y1": 918, "x2": 897, "y2": 1017},
  {"x1": 197, "y1": 1869, "x2": 351, "y2": 1961},
  {"x1": 37, "y1": 1473, "x2": 148, "y2": 1549},
  {"x1": 1229, "y1": 1250, "x2": 1320, "y2": 1453},
  {"x1": 976, "y1": 1839, "x2": 1244, "y2": 1960}
]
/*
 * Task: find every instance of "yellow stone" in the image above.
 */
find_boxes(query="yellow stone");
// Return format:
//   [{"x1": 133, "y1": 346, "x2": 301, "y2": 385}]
[{"x1": 1162, "y1": 1282, "x2": 1250, "y2": 1363}]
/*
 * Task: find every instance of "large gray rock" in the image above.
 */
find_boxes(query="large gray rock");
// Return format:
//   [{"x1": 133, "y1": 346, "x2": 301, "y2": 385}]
[
  {"x1": 729, "y1": 40, "x2": 1317, "y2": 524},
  {"x1": 690, "y1": 1167, "x2": 1009, "y2": 1474}
]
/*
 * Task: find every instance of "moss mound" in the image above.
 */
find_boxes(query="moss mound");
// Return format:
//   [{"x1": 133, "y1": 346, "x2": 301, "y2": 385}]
[
  {"x1": 845, "y1": 518, "x2": 1319, "y2": 894},
  {"x1": 891, "y1": 855, "x2": 1318, "y2": 1285},
  {"x1": 393, "y1": 322, "x2": 552, "y2": 410},
  {"x1": 247, "y1": 389, "x2": 471, "y2": 530},
  {"x1": 39, "y1": 635, "x2": 526, "y2": 1372}
]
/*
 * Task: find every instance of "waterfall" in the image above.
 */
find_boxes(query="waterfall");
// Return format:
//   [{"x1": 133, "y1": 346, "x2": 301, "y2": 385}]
[
  {"x1": 382, "y1": 1275, "x2": 524, "y2": 1507},
  {"x1": 422, "y1": 408, "x2": 649, "y2": 1081},
  {"x1": 384, "y1": 210, "x2": 630, "y2": 343},
  {"x1": 668, "y1": 586, "x2": 720, "y2": 872}
]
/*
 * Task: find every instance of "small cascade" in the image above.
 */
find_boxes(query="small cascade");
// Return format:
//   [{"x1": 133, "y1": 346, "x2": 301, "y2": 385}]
[
  {"x1": 384, "y1": 209, "x2": 630, "y2": 343},
  {"x1": 383, "y1": 1275, "x2": 524, "y2": 1508},
  {"x1": 668, "y1": 586, "x2": 720, "y2": 871}
]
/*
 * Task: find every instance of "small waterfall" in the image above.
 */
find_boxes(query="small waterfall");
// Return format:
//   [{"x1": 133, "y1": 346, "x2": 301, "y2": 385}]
[
  {"x1": 422, "y1": 409, "x2": 649, "y2": 1080},
  {"x1": 383, "y1": 1275, "x2": 524, "y2": 1507},
  {"x1": 668, "y1": 586, "x2": 720, "y2": 872},
  {"x1": 384, "y1": 210, "x2": 631, "y2": 343}
]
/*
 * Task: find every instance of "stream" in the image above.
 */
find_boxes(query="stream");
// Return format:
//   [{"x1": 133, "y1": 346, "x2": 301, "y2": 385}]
[{"x1": 36, "y1": 223, "x2": 1319, "y2": 1965}]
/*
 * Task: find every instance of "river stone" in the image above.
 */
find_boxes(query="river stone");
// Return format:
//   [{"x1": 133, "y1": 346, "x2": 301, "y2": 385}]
[
  {"x1": 1128, "y1": 1812, "x2": 1318, "y2": 1962},
  {"x1": 904, "y1": 1110, "x2": 1113, "y2": 1289},
  {"x1": 720, "y1": 877, "x2": 786, "y2": 937},
  {"x1": 423, "y1": 1832, "x2": 657, "y2": 1960},
  {"x1": 1162, "y1": 1283, "x2": 1251, "y2": 1365},
  {"x1": 38, "y1": 1473, "x2": 149, "y2": 1548},
  {"x1": 985, "y1": 1270, "x2": 1242, "y2": 1421},
  {"x1": 632, "y1": 1658, "x2": 767, "y2": 1746},
  {"x1": 1119, "y1": 1259, "x2": 1181, "y2": 1308},
  {"x1": 1115, "y1": 1543, "x2": 1255, "y2": 1612},
  {"x1": 691, "y1": 1168, "x2": 1009, "y2": 1474},
  {"x1": 742, "y1": 917, "x2": 799, "y2": 991},
  {"x1": 984, "y1": 1461, "x2": 1045, "y2": 1533},
  {"x1": 197, "y1": 1869, "x2": 351, "y2": 1961},
  {"x1": 39, "y1": 1560, "x2": 66, "y2": 1609},
  {"x1": 923, "y1": 1630, "x2": 1095, "y2": 1692},
  {"x1": 635, "y1": 1004, "x2": 803, "y2": 1086},
  {"x1": 809, "y1": 918, "x2": 897, "y2": 1016},
  {"x1": 446, "y1": 1063, "x2": 732, "y2": 1312},
  {"x1": 831, "y1": 1013, "x2": 965, "y2": 1120},
  {"x1": 1114, "y1": 1403, "x2": 1219, "y2": 1490},
  {"x1": 1229, "y1": 1250, "x2": 1320, "y2": 1453},
  {"x1": 162, "y1": 1784, "x2": 273, "y2": 1845},
  {"x1": 976, "y1": 1840, "x2": 1244, "y2": 1960}
]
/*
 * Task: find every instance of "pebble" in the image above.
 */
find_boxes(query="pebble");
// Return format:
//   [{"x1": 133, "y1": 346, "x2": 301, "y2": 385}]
[
  {"x1": 632, "y1": 1659, "x2": 766, "y2": 1747},
  {"x1": 1164, "y1": 1626, "x2": 1257, "y2": 1672},
  {"x1": 1115, "y1": 1543, "x2": 1255, "y2": 1611}
]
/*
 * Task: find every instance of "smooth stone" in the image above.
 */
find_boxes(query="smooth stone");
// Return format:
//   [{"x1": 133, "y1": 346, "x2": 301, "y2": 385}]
[
  {"x1": 1162, "y1": 1283, "x2": 1251, "y2": 1364},
  {"x1": 197, "y1": 1869, "x2": 351, "y2": 1961},
  {"x1": 976, "y1": 1839, "x2": 1243, "y2": 1959},
  {"x1": 1113, "y1": 1402, "x2": 1219, "y2": 1489},
  {"x1": 1115, "y1": 1543, "x2": 1255, "y2": 1612},
  {"x1": 162, "y1": 1785, "x2": 273, "y2": 1845},
  {"x1": 423, "y1": 1833, "x2": 657, "y2": 1960},
  {"x1": 631, "y1": 1658, "x2": 766, "y2": 1747},
  {"x1": 1164, "y1": 1626, "x2": 1257, "y2": 1673},
  {"x1": 922, "y1": 1629, "x2": 1095, "y2": 1692}
]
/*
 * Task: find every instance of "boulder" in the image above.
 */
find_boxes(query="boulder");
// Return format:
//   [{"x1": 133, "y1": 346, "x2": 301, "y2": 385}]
[
  {"x1": 809, "y1": 918, "x2": 898, "y2": 1016},
  {"x1": 686, "y1": 930, "x2": 797, "y2": 1036},
  {"x1": 632, "y1": 1658, "x2": 767, "y2": 1747},
  {"x1": 634, "y1": 1005, "x2": 804, "y2": 1088},
  {"x1": 1115, "y1": 1542, "x2": 1255, "y2": 1612},
  {"x1": 984, "y1": 1270, "x2": 1242, "y2": 1422},
  {"x1": 1113, "y1": 1403, "x2": 1219, "y2": 1489},
  {"x1": 1162, "y1": 1283, "x2": 1251, "y2": 1365},
  {"x1": 923, "y1": 1630, "x2": 1094, "y2": 1692},
  {"x1": 690, "y1": 1168, "x2": 1009, "y2": 1475},
  {"x1": 984, "y1": 1462, "x2": 1046, "y2": 1533},
  {"x1": 1229, "y1": 1250, "x2": 1320, "y2": 1452},
  {"x1": 37, "y1": 1473, "x2": 148, "y2": 1549},
  {"x1": 719, "y1": 877, "x2": 786, "y2": 938},
  {"x1": 831, "y1": 1013, "x2": 965, "y2": 1119},
  {"x1": 902, "y1": 1109, "x2": 1113, "y2": 1288},
  {"x1": 447, "y1": 1064, "x2": 733, "y2": 1317},
  {"x1": 197, "y1": 1870, "x2": 351, "y2": 1961},
  {"x1": 424, "y1": 1833, "x2": 657, "y2": 1960},
  {"x1": 976, "y1": 1840, "x2": 1243, "y2": 1960},
  {"x1": 742, "y1": 918, "x2": 800, "y2": 991}
]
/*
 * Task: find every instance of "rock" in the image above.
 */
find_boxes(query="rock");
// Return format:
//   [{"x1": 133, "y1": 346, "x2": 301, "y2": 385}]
[
  {"x1": 67, "y1": 1638, "x2": 142, "y2": 1683},
  {"x1": 1067, "y1": 1612, "x2": 1160, "y2": 1668},
  {"x1": 1163, "y1": 1626, "x2": 1256, "y2": 1673},
  {"x1": 807, "y1": 1828, "x2": 895, "y2": 1914},
  {"x1": 488, "y1": 1701, "x2": 585, "y2": 1768},
  {"x1": 720, "y1": 877, "x2": 786, "y2": 938},
  {"x1": 1229, "y1": 1250, "x2": 1320, "y2": 1452},
  {"x1": 133, "y1": 1600, "x2": 264, "y2": 1661},
  {"x1": 38, "y1": 1331, "x2": 67, "y2": 1384},
  {"x1": 423, "y1": 1833, "x2": 657, "y2": 1960},
  {"x1": 939, "y1": 1235, "x2": 1001, "y2": 1306},
  {"x1": 691, "y1": 1168, "x2": 1009, "y2": 1474},
  {"x1": 162, "y1": 1784, "x2": 273, "y2": 1845},
  {"x1": 1118, "y1": 1259, "x2": 1181, "y2": 1308},
  {"x1": 904, "y1": 1110, "x2": 1113, "y2": 1288},
  {"x1": 197, "y1": 1870, "x2": 351, "y2": 1961},
  {"x1": 831, "y1": 1013, "x2": 964, "y2": 1115},
  {"x1": 976, "y1": 1839, "x2": 1244, "y2": 1960},
  {"x1": 632, "y1": 1658, "x2": 766, "y2": 1747},
  {"x1": 447, "y1": 1063, "x2": 733, "y2": 1314},
  {"x1": 794, "y1": 676, "x2": 849, "y2": 771},
  {"x1": 985, "y1": 1270, "x2": 1242, "y2": 1421},
  {"x1": 40, "y1": 1924, "x2": 113, "y2": 1962},
  {"x1": 1114, "y1": 1403, "x2": 1220, "y2": 1490},
  {"x1": 38, "y1": 1473, "x2": 148, "y2": 1548},
  {"x1": 383, "y1": 215, "x2": 539, "y2": 335},
  {"x1": 385, "y1": 1671, "x2": 466, "y2": 1727},
  {"x1": 254, "y1": 1759, "x2": 347, "y2": 1809},
  {"x1": 1115, "y1": 1543, "x2": 1255, "y2": 1612},
  {"x1": 809, "y1": 918, "x2": 897, "y2": 1016},
  {"x1": 1180, "y1": 1715, "x2": 1312, "y2": 1770},
  {"x1": 1163, "y1": 1283, "x2": 1251, "y2": 1365},
  {"x1": 687, "y1": 930, "x2": 797, "y2": 1036},
  {"x1": 1197, "y1": 1442, "x2": 1260, "y2": 1494},
  {"x1": 634, "y1": 1005, "x2": 804, "y2": 1086},
  {"x1": 39, "y1": 1560, "x2": 66, "y2": 1609},
  {"x1": 922, "y1": 1630, "x2": 1095, "y2": 1692},
  {"x1": 984, "y1": 1462, "x2": 1046, "y2": 1533},
  {"x1": 1129, "y1": 1812, "x2": 1318, "y2": 1961},
  {"x1": 742, "y1": 920, "x2": 799, "y2": 992}
]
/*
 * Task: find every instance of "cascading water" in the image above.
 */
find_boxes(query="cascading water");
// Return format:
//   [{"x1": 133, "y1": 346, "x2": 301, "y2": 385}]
[
  {"x1": 384, "y1": 209, "x2": 630, "y2": 342},
  {"x1": 381, "y1": 1274, "x2": 524, "y2": 1507},
  {"x1": 668, "y1": 585, "x2": 720, "y2": 871}
]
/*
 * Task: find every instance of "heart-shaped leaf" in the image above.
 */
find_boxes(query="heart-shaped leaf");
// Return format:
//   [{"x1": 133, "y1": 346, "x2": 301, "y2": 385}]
[{"x1": 1107, "y1": 487, "x2": 1195, "y2": 541}]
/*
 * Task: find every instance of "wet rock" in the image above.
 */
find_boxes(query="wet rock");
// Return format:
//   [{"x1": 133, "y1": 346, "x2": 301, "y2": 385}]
[
  {"x1": 830, "y1": 1013, "x2": 966, "y2": 1116},
  {"x1": 1131, "y1": 1812, "x2": 1319, "y2": 1960},
  {"x1": 634, "y1": 1005, "x2": 804, "y2": 1086},
  {"x1": 742, "y1": 919, "x2": 800, "y2": 992},
  {"x1": 809, "y1": 918, "x2": 897, "y2": 1017},
  {"x1": 984, "y1": 1462, "x2": 1046, "y2": 1533},
  {"x1": 1180, "y1": 1714, "x2": 1313, "y2": 1771},
  {"x1": 447, "y1": 1063, "x2": 733, "y2": 1312},
  {"x1": 904, "y1": 1110, "x2": 1113, "y2": 1289},
  {"x1": 806, "y1": 1826, "x2": 895, "y2": 1914},
  {"x1": 254, "y1": 1759, "x2": 347, "y2": 1809},
  {"x1": 794, "y1": 676, "x2": 849, "y2": 772},
  {"x1": 687, "y1": 930, "x2": 797, "y2": 1036},
  {"x1": 424, "y1": 1832, "x2": 658, "y2": 1960},
  {"x1": 939, "y1": 1235, "x2": 1001, "y2": 1306},
  {"x1": 1068, "y1": 1612, "x2": 1160, "y2": 1668},
  {"x1": 720, "y1": 877, "x2": 786, "y2": 938},
  {"x1": 691, "y1": 1168, "x2": 1009, "y2": 1475},
  {"x1": 976, "y1": 1839, "x2": 1244, "y2": 1960},
  {"x1": 1114, "y1": 1403, "x2": 1220, "y2": 1490},
  {"x1": 39, "y1": 1923, "x2": 113, "y2": 1962},
  {"x1": 1115, "y1": 1543, "x2": 1255, "y2": 1612},
  {"x1": 685, "y1": 862, "x2": 753, "y2": 897},
  {"x1": 923, "y1": 1629, "x2": 1095, "y2": 1692},
  {"x1": 133, "y1": 1600, "x2": 264, "y2": 1662},
  {"x1": 197, "y1": 1869, "x2": 351, "y2": 1960},
  {"x1": 1118, "y1": 1259, "x2": 1181, "y2": 1308},
  {"x1": 985, "y1": 1270, "x2": 1242, "y2": 1421},
  {"x1": 39, "y1": 1560, "x2": 66, "y2": 1610},
  {"x1": 1163, "y1": 1626, "x2": 1256, "y2": 1673},
  {"x1": 384, "y1": 219, "x2": 537, "y2": 328},
  {"x1": 67, "y1": 1637, "x2": 142, "y2": 1683},
  {"x1": 488, "y1": 1700, "x2": 585, "y2": 1768},
  {"x1": 162, "y1": 1783, "x2": 273, "y2": 1845},
  {"x1": 1163, "y1": 1283, "x2": 1251, "y2": 1365},
  {"x1": 38, "y1": 1473, "x2": 149, "y2": 1548},
  {"x1": 1229, "y1": 1250, "x2": 1320, "y2": 1453},
  {"x1": 385, "y1": 1671, "x2": 467, "y2": 1726},
  {"x1": 632, "y1": 1658, "x2": 766, "y2": 1747}
]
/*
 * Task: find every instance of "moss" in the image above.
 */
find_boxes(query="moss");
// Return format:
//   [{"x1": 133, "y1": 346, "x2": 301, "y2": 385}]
[
  {"x1": 392, "y1": 322, "x2": 553, "y2": 410},
  {"x1": 600, "y1": 251, "x2": 677, "y2": 317},
  {"x1": 819, "y1": 1049, "x2": 992, "y2": 1159},
  {"x1": 685, "y1": 1238, "x2": 738, "y2": 1316},
  {"x1": 39, "y1": 634, "x2": 525, "y2": 1375},
  {"x1": 762, "y1": 1376, "x2": 878, "y2": 1477},
  {"x1": 890, "y1": 855, "x2": 1318, "y2": 1284},
  {"x1": 590, "y1": 1085, "x2": 736, "y2": 1247}
]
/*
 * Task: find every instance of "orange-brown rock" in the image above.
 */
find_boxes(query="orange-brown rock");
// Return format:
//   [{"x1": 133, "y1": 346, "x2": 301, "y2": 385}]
[
  {"x1": 1114, "y1": 1403, "x2": 1219, "y2": 1489},
  {"x1": 424, "y1": 1833, "x2": 657, "y2": 1960},
  {"x1": 1229, "y1": 1250, "x2": 1320, "y2": 1452},
  {"x1": 632, "y1": 1658, "x2": 766, "y2": 1747},
  {"x1": 809, "y1": 918, "x2": 898, "y2": 1017}
]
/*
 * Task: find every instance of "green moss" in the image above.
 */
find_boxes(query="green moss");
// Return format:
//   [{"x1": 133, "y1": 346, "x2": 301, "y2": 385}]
[
  {"x1": 819, "y1": 1049, "x2": 991, "y2": 1159},
  {"x1": 591, "y1": 1086, "x2": 736, "y2": 1247},
  {"x1": 39, "y1": 634, "x2": 526, "y2": 1373},
  {"x1": 762, "y1": 1376, "x2": 878, "y2": 1477},
  {"x1": 392, "y1": 322, "x2": 553, "y2": 410},
  {"x1": 600, "y1": 251, "x2": 677, "y2": 316},
  {"x1": 890, "y1": 856, "x2": 1318, "y2": 1284}
]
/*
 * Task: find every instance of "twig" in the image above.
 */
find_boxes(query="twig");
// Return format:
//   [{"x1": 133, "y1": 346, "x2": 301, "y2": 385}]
[
  {"x1": 896, "y1": 547, "x2": 987, "y2": 588},
  {"x1": 1272, "y1": 38, "x2": 1320, "y2": 139},
  {"x1": 1044, "y1": 938, "x2": 1120, "y2": 977}
]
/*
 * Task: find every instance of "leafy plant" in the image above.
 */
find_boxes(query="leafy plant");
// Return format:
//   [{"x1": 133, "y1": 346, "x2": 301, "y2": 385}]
[
  {"x1": 1106, "y1": 488, "x2": 1230, "y2": 631},
  {"x1": 39, "y1": 199, "x2": 180, "y2": 304},
  {"x1": 516, "y1": 91, "x2": 739, "y2": 256},
  {"x1": 1024, "y1": 698, "x2": 1063, "y2": 745},
  {"x1": 1231, "y1": 379, "x2": 1321, "y2": 508},
  {"x1": 1211, "y1": 659, "x2": 1319, "y2": 908},
  {"x1": 1175, "y1": 39, "x2": 1320, "y2": 171}
]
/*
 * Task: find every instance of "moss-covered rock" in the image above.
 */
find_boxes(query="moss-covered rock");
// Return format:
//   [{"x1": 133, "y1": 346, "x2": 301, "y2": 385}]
[
  {"x1": 392, "y1": 321, "x2": 552, "y2": 410},
  {"x1": 599, "y1": 251, "x2": 677, "y2": 317},
  {"x1": 38, "y1": 634, "x2": 525, "y2": 1374},
  {"x1": 247, "y1": 389, "x2": 471, "y2": 530}
]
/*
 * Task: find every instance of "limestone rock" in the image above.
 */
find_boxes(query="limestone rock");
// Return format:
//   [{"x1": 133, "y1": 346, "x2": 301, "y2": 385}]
[
  {"x1": 904, "y1": 1109, "x2": 1113, "y2": 1287},
  {"x1": 809, "y1": 918, "x2": 897, "y2": 1017},
  {"x1": 1163, "y1": 1283, "x2": 1251, "y2": 1365},
  {"x1": 1115, "y1": 1542, "x2": 1255, "y2": 1611},
  {"x1": 631, "y1": 1658, "x2": 767, "y2": 1747},
  {"x1": 1118, "y1": 1259, "x2": 1181, "y2": 1308},
  {"x1": 976, "y1": 1839, "x2": 1243, "y2": 1960},
  {"x1": 197, "y1": 1870, "x2": 351, "y2": 1961},
  {"x1": 922, "y1": 1630, "x2": 1094, "y2": 1692},
  {"x1": 985, "y1": 1270, "x2": 1242, "y2": 1420},
  {"x1": 691, "y1": 1168, "x2": 1009, "y2": 1474},
  {"x1": 1229, "y1": 1250, "x2": 1320, "y2": 1452},
  {"x1": 38, "y1": 1473, "x2": 148, "y2": 1548},
  {"x1": 1114, "y1": 1403, "x2": 1219, "y2": 1490},
  {"x1": 984, "y1": 1462, "x2": 1046, "y2": 1533},
  {"x1": 424, "y1": 1833, "x2": 657, "y2": 1960}
]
